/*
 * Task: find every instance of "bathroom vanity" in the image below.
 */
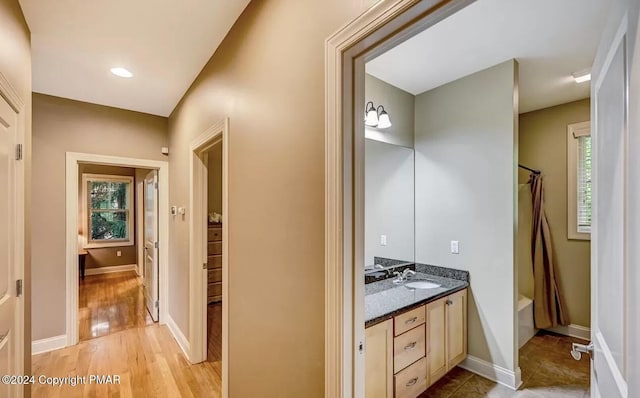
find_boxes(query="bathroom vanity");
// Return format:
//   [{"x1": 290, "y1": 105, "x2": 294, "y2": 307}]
[{"x1": 364, "y1": 267, "x2": 468, "y2": 398}]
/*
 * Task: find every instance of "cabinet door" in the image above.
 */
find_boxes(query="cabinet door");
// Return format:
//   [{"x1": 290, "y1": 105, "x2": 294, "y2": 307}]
[
  {"x1": 447, "y1": 289, "x2": 467, "y2": 368},
  {"x1": 426, "y1": 296, "x2": 447, "y2": 385},
  {"x1": 365, "y1": 319, "x2": 393, "y2": 398}
]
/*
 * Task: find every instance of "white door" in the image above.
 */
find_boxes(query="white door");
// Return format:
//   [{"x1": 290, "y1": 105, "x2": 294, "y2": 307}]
[
  {"x1": 589, "y1": 4, "x2": 639, "y2": 397},
  {"x1": 144, "y1": 170, "x2": 159, "y2": 322},
  {"x1": 0, "y1": 93, "x2": 21, "y2": 397}
]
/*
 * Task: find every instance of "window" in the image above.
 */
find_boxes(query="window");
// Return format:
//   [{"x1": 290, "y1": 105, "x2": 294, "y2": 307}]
[
  {"x1": 83, "y1": 174, "x2": 134, "y2": 248},
  {"x1": 567, "y1": 121, "x2": 591, "y2": 240}
]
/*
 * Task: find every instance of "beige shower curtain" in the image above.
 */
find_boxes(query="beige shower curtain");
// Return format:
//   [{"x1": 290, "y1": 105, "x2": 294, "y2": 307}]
[{"x1": 530, "y1": 173, "x2": 569, "y2": 329}]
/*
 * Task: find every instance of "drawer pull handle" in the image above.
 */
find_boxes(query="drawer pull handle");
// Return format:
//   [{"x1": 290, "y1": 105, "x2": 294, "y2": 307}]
[
  {"x1": 405, "y1": 316, "x2": 418, "y2": 324},
  {"x1": 404, "y1": 341, "x2": 417, "y2": 350},
  {"x1": 446, "y1": 300, "x2": 453, "y2": 305},
  {"x1": 406, "y1": 377, "x2": 418, "y2": 387}
]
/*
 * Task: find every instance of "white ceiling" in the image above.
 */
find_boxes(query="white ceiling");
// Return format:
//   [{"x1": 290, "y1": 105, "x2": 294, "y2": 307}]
[
  {"x1": 366, "y1": 0, "x2": 609, "y2": 113},
  {"x1": 19, "y1": 0, "x2": 251, "y2": 116}
]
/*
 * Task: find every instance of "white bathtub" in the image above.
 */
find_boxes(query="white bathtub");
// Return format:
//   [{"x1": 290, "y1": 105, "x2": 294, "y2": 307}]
[{"x1": 518, "y1": 295, "x2": 536, "y2": 348}]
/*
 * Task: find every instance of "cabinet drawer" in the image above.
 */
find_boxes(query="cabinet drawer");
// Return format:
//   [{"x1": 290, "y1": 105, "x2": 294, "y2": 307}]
[
  {"x1": 394, "y1": 357, "x2": 427, "y2": 398},
  {"x1": 394, "y1": 325, "x2": 426, "y2": 373},
  {"x1": 208, "y1": 241, "x2": 222, "y2": 255},
  {"x1": 208, "y1": 282, "x2": 222, "y2": 297},
  {"x1": 208, "y1": 255, "x2": 222, "y2": 269},
  {"x1": 394, "y1": 305, "x2": 425, "y2": 336},
  {"x1": 207, "y1": 227, "x2": 222, "y2": 242},
  {"x1": 208, "y1": 268, "x2": 222, "y2": 283}
]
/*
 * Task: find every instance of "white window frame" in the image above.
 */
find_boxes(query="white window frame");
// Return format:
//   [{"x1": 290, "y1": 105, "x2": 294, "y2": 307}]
[
  {"x1": 82, "y1": 173, "x2": 134, "y2": 248},
  {"x1": 567, "y1": 121, "x2": 591, "y2": 240}
]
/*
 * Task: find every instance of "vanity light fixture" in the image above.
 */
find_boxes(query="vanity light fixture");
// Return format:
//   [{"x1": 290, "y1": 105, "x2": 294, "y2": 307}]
[
  {"x1": 572, "y1": 69, "x2": 591, "y2": 84},
  {"x1": 364, "y1": 101, "x2": 392, "y2": 129}
]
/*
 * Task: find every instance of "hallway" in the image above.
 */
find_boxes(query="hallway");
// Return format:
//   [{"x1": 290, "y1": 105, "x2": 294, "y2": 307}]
[{"x1": 32, "y1": 324, "x2": 222, "y2": 398}]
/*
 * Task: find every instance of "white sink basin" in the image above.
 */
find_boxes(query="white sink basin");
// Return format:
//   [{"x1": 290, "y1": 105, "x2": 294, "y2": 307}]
[{"x1": 405, "y1": 281, "x2": 441, "y2": 289}]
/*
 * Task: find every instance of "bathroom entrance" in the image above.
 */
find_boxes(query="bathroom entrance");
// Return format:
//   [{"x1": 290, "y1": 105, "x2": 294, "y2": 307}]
[{"x1": 325, "y1": 0, "x2": 639, "y2": 397}]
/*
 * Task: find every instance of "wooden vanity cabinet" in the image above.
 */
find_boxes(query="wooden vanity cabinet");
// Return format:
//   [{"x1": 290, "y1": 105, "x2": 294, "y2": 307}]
[
  {"x1": 427, "y1": 289, "x2": 467, "y2": 386},
  {"x1": 365, "y1": 288, "x2": 467, "y2": 397},
  {"x1": 365, "y1": 319, "x2": 394, "y2": 398}
]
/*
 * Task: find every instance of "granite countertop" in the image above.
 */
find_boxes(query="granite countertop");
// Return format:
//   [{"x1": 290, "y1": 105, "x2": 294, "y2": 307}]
[{"x1": 365, "y1": 272, "x2": 468, "y2": 327}]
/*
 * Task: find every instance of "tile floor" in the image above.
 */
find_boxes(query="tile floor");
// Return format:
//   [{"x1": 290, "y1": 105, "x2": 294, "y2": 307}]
[{"x1": 419, "y1": 331, "x2": 590, "y2": 397}]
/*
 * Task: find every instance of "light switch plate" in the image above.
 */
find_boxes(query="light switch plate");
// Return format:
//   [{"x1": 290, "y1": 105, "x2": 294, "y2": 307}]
[
  {"x1": 380, "y1": 235, "x2": 387, "y2": 246},
  {"x1": 450, "y1": 240, "x2": 459, "y2": 254}
]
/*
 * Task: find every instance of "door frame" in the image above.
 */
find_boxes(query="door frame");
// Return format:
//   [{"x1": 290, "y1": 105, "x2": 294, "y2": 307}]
[
  {"x1": 324, "y1": 1, "x2": 478, "y2": 396},
  {"x1": 188, "y1": 118, "x2": 229, "y2": 393},
  {"x1": 64, "y1": 152, "x2": 169, "y2": 346},
  {"x1": 0, "y1": 72, "x2": 26, "y2": 396}
]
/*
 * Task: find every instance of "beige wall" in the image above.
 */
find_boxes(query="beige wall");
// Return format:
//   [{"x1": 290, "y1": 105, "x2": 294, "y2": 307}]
[
  {"x1": 206, "y1": 142, "x2": 223, "y2": 215},
  {"x1": 0, "y1": 0, "x2": 32, "y2": 381},
  {"x1": 77, "y1": 164, "x2": 138, "y2": 269},
  {"x1": 167, "y1": 0, "x2": 373, "y2": 396},
  {"x1": 32, "y1": 93, "x2": 167, "y2": 340},
  {"x1": 365, "y1": 73, "x2": 415, "y2": 148},
  {"x1": 518, "y1": 98, "x2": 591, "y2": 327},
  {"x1": 414, "y1": 60, "x2": 518, "y2": 371}
]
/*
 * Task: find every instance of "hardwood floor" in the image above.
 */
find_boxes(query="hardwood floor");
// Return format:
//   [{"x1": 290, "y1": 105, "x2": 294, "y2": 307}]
[
  {"x1": 33, "y1": 271, "x2": 224, "y2": 397},
  {"x1": 79, "y1": 271, "x2": 153, "y2": 341},
  {"x1": 420, "y1": 331, "x2": 590, "y2": 397},
  {"x1": 32, "y1": 324, "x2": 222, "y2": 398}
]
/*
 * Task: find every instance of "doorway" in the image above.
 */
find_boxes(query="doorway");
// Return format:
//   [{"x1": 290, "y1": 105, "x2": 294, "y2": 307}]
[
  {"x1": 188, "y1": 118, "x2": 229, "y2": 395},
  {"x1": 77, "y1": 164, "x2": 158, "y2": 341},
  {"x1": 325, "y1": 1, "x2": 638, "y2": 397},
  {"x1": 65, "y1": 152, "x2": 169, "y2": 346}
]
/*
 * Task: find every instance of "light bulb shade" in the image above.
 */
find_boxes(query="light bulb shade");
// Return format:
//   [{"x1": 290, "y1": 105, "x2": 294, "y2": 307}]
[
  {"x1": 365, "y1": 109, "x2": 379, "y2": 126},
  {"x1": 364, "y1": 101, "x2": 378, "y2": 126},
  {"x1": 377, "y1": 112, "x2": 392, "y2": 129}
]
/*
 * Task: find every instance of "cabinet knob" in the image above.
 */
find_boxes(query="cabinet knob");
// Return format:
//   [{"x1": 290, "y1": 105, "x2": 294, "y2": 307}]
[{"x1": 446, "y1": 300, "x2": 453, "y2": 306}]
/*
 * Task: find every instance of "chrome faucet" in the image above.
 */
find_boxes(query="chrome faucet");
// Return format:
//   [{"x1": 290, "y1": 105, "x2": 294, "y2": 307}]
[{"x1": 393, "y1": 269, "x2": 416, "y2": 283}]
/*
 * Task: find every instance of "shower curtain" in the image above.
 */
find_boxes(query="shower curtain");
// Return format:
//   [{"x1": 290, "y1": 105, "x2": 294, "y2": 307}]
[{"x1": 529, "y1": 173, "x2": 569, "y2": 329}]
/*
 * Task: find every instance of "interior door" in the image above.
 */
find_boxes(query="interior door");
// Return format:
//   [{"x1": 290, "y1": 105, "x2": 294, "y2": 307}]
[
  {"x1": 0, "y1": 93, "x2": 19, "y2": 396},
  {"x1": 590, "y1": 4, "x2": 638, "y2": 397},
  {"x1": 144, "y1": 170, "x2": 159, "y2": 322}
]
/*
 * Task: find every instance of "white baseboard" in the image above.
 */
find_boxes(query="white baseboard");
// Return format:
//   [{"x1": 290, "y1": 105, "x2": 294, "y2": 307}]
[
  {"x1": 546, "y1": 324, "x2": 591, "y2": 341},
  {"x1": 32, "y1": 335, "x2": 67, "y2": 355},
  {"x1": 84, "y1": 264, "x2": 137, "y2": 276},
  {"x1": 459, "y1": 355, "x2": 522, "y2": 390},
  {"x1": 165, "y1": 314, "x2": 190, "y2": 361}
]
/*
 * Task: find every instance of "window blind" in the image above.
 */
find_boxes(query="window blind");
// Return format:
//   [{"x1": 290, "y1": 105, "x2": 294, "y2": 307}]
[{"x1": 576, "y1": 135, "x2": 591, "y2": 233}]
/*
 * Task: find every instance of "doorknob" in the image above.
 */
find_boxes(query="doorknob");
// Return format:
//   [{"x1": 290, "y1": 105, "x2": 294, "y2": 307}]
[{"x1": 571, "y1": 342, "x2": 594, "y2": 360}]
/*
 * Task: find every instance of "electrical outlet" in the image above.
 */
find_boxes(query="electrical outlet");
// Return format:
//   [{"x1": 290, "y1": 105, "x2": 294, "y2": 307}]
[
  {"x1": 380, "y1": 235, "x2": 387, "y2": 246},
  {"x1": 116, "y1": 250, "x2": 122, "y2": 257},
  {"x1": 450, "y1": 240, "x2": 459, "y2": 254}
]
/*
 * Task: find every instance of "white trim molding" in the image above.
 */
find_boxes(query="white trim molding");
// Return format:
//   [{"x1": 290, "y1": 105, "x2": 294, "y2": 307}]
[
  {"x1": 547, "y1": 324, "x2": 591, "y2": 341},
  {"x1": 65, "y1": 152, "x2": 170, "y2": 348},
  {"x1": 32, "y1": 335, "x2": 67, "y2": 355},
  {"x1": 188, "y1": 118, "x2": 229, "y2": 397},
  {"x1": 459, "y1": 355, "x2": 522, "y2": 390},
  {"x1": 84, "y1": 264, "x2": 138, "y2": 276},
  {"x1": 165, "y1": 315, "x2": 190, "y2": 359}
]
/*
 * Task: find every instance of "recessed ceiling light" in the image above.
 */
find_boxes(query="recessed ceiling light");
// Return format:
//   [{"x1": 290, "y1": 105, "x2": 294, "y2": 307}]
[
  {"x1": 110, "y1": 67, "x2": 133, "y2": 78},
  {"x1": 572, "y1": 69, "x2": 591, "y2": 84}
]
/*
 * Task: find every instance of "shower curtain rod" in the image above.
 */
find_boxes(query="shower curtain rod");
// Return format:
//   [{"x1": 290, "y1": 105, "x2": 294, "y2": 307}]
[{"x1": 519, "y1": 164, "x2": 541, "y2": 175}]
